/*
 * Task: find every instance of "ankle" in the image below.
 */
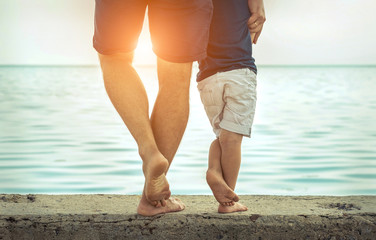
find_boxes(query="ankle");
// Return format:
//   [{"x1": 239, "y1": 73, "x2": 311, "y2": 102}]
[
  {"x1": 139, "y1": 149, "x2": 169, "y2": 176},
  {"x1": 207, "y1": 167, "x2": 221, "y2": 174},
  {"x1": 138, "y1": 144, "x2": 160, "y2": 162},
  {"x1": 206, "y1": 168, "x2": 221, "y2": 181}
]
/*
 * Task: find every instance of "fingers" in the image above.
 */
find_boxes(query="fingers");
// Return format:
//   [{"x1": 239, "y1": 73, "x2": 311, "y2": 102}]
[
  {"x1": 247, "y1": 14, "x2": 265, "y2": 31},
  {"x1": 250, "y1": 32, "x2": 256, "y2": 43},
  {"x1": 248, "y1": 22, "x2": 263, "y2": 36},
  {"x1": 253, "y1": 31, "x2": 262, "y2": 44},
  {"x1": 247, "y1": 14, "x2": 258, "y2": 28},
  {"x1": 248, "y1": 14, "x2": 266, "y2": 44},
  {"x1": 250, "y1": 25, "x2": 263, "y2": 44}
]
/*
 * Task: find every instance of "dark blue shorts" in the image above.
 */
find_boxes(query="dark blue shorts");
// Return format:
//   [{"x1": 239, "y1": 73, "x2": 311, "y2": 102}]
[{"x1": 93, "y1": 0, "x2": 213, "y2": 63}]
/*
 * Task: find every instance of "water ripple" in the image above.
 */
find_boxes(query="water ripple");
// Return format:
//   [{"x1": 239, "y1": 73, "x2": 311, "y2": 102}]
[{"x1": 0, "y1": 66, "x2": 375, "y2": 195}]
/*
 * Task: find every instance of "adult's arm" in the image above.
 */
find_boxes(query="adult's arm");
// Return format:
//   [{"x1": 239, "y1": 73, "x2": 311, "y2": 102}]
[{"x1": 248, "y1": 0, "x2": 266, "y2": 44}]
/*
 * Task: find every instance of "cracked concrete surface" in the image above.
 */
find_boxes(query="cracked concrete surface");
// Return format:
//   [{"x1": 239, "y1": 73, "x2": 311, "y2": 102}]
[{"x1": 0, "y1": 195, "x2": 375, "y2": 239}]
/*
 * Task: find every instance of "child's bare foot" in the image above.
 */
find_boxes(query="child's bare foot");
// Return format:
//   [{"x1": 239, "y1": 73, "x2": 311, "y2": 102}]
[
  {"x1": 206, "y1": 169, "x2": 239, "y2": 205},
  {"x1": 218, "y1": 202, "x2": 248, "y2": 213},
  {"x1": 137, "y1": 195, "x2": 185, "y2": 216},
  {"x1": 143, "y1": 153, "x2": 170, "y2": 207}
]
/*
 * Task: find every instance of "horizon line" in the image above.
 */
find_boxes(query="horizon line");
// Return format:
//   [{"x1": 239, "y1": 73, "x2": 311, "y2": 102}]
[{"x1": 0, "y1": 64, "x2": 375, "y2": 68}]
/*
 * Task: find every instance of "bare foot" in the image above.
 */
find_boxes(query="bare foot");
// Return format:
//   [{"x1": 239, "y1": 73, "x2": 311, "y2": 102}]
[
  {"x1": 206, "y1": 169, "x2": 239, "y2": 205},
  {"x1": 143, "y1": 153, "x2": 170, "y2": 207},
  {"x1": 218, "y1": 202, "x2": 248, "y2": 213},
  {"x1": 137, "y1": 195, "x2": 185, "y2": 216}
]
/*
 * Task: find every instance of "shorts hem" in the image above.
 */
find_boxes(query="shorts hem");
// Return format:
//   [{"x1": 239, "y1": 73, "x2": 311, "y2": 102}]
[
  {"x1": 153, "y1": 48, "x2": 208, "y2": 63},
  {"x1": 93, "y1": 38, "x2": 137, "y2": 55},
  {"x1": 93, "y1": 46, "x2": 137, "y2": 56},
  {"x1": 219, "y1": 120, "x2": 252, "y2": 138}
]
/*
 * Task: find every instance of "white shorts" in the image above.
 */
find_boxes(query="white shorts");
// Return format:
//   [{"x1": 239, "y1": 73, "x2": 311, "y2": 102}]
[{"x1": 197, "y1": 68, "x2": 257, "y2": 137}]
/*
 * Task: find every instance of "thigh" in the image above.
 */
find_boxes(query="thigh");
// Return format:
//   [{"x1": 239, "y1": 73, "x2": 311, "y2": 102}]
[
  {"x1": 93, "y1": 0, "x2": 147, "y2": 55},
  {"x1": 148, "y1": 0, "x2": 213, "y2": 63},
  {"x1": 197, "y1": 75, "x2": 225, "y2": 137},
  {"x1": 221, "y1": 69, "x2": 257, "y2": 137},
  {"x1": 224, "y1": 70, "x2": 257, "y2": 115}
]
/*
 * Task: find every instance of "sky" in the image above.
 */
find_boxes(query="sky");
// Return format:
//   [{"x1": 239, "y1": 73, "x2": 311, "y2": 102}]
[{"x1": 0, "y1": 0, "x2": 375, "y2": 66}]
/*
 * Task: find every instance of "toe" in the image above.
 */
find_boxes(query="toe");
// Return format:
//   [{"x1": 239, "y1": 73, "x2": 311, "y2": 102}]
[
  {"x1": 178, "y1": 202, "x2": 185, "y2": 210},
  {"x1": 173, "y1": 198, "x2": 184, "y2": 206},
  {"x1": 165, "y1": 191, "x2": 171, "y2": 199},
  {"x1": 160, "y1": 199, "x2": 166, "y2": 207}
]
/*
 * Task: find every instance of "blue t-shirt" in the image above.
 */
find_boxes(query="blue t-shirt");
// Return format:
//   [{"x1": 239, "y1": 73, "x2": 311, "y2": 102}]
[{"x1": 197, "y1": 0, "x2": 257, "y2": 81}]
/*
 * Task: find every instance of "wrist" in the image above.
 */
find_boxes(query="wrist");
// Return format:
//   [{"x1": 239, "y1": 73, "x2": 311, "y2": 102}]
[{"x1": 248, "y1": 0, "x2": 265, "y2": 14}]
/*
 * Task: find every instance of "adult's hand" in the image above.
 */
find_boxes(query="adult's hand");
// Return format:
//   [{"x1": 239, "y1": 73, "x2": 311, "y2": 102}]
[{"x1": 248, "y1": 0, "x2": 266, "y2": 44}]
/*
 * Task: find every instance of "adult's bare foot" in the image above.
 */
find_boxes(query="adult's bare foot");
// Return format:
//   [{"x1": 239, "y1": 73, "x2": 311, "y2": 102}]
[
  {"x1": 218, "y1": 202, "x2": 248, "y2": 213},
  {"x1": 137, "y1": 195, "x2": 185, "y2": 216},
  {"x1": 143, "y1": 153, "x2": 171, "y2": 207},
  {"x1": 206, "y1": 169, "x2": 239, "y2": 205}
]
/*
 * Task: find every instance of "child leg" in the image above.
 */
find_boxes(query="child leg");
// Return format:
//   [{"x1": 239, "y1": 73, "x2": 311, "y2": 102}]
[
  {"x1": 206, "y1": 139, "x2": 239, "y2": 206},
  {"x1": 219, "y1": 129, "x2": 243, "y2": 190},
  {"x1": 217, "y1": 129, "x2": 248, "y2": 213}
]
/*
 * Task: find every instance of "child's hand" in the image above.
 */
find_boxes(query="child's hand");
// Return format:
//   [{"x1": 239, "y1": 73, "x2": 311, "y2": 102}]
[{"x1": 248, "y1": 0, "x2": 266, "y2": 44}]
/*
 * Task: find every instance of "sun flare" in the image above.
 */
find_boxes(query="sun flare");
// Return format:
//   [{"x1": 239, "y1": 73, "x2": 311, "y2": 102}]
[{"x1": 134, "y1": 40, "x2": 156, "y2": 66}]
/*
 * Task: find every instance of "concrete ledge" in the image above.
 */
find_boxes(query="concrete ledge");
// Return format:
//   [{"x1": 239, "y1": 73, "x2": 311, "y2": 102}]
[{"x1": 1, "y1": 194, "x2": 375, "y2": 239}]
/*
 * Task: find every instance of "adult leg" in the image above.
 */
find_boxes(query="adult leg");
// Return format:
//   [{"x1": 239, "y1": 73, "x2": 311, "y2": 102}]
[
  {"x1": 148, "y1": 0, "x2": 213, "y2": 169},
  {"x1": 217, "y1": 129, "x2": 248, "y2": 213},
  {"x1": 98, "y1": 52, "x2": 184, "y2": 214},
  {"x1": 150, "y1": 57, "x2": 192, "y2": 170},
  {"x1": 206, "y1": 139, "x2": 239, "y2": 206}
]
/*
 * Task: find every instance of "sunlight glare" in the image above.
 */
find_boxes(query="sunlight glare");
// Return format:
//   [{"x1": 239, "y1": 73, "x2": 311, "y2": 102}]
[
  {"x1": 133, "y1": 12, "x2": 157, "y2": 66},
  {"x1": 133, "y1": 37, "x2": 156, "y2": 66}
]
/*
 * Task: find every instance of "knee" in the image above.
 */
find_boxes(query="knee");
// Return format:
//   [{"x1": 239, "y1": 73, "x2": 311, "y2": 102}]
[
  {"x1": 219, "y1": 132, "x2": 242, "y2": 149},
  {"x1": 157, "y1": 59, "x2": 192, "y2": 89}
]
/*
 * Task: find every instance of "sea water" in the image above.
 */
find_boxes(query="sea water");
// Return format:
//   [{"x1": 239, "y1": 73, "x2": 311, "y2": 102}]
[{"x1": 0, "y1": 65, "x2": 375, "y2": 195}]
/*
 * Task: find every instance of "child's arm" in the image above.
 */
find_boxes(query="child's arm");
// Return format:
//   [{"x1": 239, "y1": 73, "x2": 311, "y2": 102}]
[{"x1": 248, "y1": 0, "x2": 266, "y2": 44}]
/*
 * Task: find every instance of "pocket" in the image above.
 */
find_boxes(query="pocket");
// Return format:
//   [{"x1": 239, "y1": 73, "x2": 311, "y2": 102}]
[
  {"x1": 246, "y1": 69, "x2": 257, "y2": 89},
  {"x1": 224, "y1": 83, "x2": 256, "y2": 113},
  {"x1": 198, "y1": 76, "x2": 219, "y2": 106},
  {"x1": 199, "y1": 88, "x2": 216, "y2": 106}
]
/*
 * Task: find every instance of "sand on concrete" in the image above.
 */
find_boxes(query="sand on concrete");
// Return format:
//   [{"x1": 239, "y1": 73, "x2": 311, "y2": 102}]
[{"x1": 1, "y1": 194, "x2": 375, "y2": 239}]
